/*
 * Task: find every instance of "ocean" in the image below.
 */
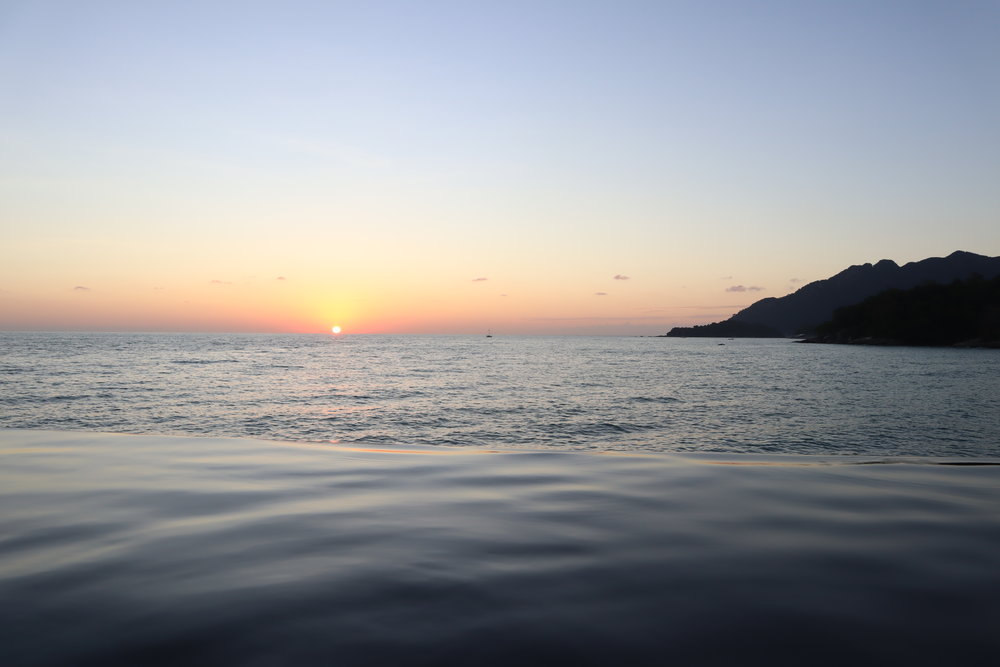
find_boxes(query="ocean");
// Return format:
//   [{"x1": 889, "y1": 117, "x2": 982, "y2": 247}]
[
  {"x1": 2, "y1": 333, "x2": 1000, "y2": 665},
  {"x1": 2, "y1": 332, "x2": 999, "y2": 456}
]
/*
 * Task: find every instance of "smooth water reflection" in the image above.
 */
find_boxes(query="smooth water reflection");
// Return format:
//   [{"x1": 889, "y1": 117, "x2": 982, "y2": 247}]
[{"x1": 2, "y1": 430, "x2": 999, "y2": 665}]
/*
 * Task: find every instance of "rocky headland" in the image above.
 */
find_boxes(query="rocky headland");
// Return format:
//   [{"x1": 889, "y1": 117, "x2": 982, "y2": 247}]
[
  {"x1": 664, "y1": 251, "x2": 1000, "y2": 342},
  {"x1": 799, "y1": 274, "x2": 1000, "y2": 348}
]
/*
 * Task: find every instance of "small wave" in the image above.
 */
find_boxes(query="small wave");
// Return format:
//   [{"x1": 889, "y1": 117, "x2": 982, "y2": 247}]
[
  {"x1": 322, "y1": 404, "x2": 379, "y2": 414},
  {"x1": 560, "y1": 421, "x2": 640, "y2": 436},
  {"x1": 315, "y1": 393, "x2": 377, "y2": 401},
  {"x1": 171, "y1": 359, "x2": 241, "y2": 365},
  {"x1": 631, "y1": 396, "x2": 682, "y2": 404}
]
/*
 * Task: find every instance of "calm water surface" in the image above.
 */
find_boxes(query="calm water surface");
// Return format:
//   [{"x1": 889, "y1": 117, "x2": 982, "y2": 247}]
[
  {"x1": 1, "y1": 430, "x2": 999, "y2": 666},
  {"x1": 2, "y1": 332, "x2": 999, "y2": 457}
]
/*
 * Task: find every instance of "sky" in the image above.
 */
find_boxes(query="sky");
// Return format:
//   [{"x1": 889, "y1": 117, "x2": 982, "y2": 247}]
[{"x1": 1, "y1": 0, "x2": 998, "y2": 335}]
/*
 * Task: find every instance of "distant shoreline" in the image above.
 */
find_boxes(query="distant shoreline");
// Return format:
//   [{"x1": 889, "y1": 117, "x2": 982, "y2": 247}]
[{"x1": 798, "y1": 336, "x2": 1000, "y2": 349}]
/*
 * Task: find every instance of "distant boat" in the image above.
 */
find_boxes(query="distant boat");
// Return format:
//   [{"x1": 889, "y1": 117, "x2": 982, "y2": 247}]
[{"x1": 486, "y1": 330, "x2": 493, "y2": 338}]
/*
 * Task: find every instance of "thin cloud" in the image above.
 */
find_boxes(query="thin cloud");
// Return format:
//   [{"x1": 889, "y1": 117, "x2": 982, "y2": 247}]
[
  {"x1": 789, "y1": 278, "x2": 801, "y2": 283},
  {"x1": 595, "y1": 292, "x2": 608, "y2": 296},
  {"x1": 471, "y1": 277, "x2": 488, "y2": 282},
  {"x1": 721, "y1": 275, "x2": 733, "y2": 280},
  {"x1": 276, "y1": 276, "x2": 287, "y2": 281},
  {"x1": 210, "y1": 279, "x2": 232, "y2": 285},
  {"x1": 72, "y1": 285, "x2": 90, "y2": 292},
  {"x1": 725, "y1": 285, "x2": 765, "y2": 293},
  {"x1": 613, "y1": 274, "x2": 630, "y2": 281},
  {"x1": 500, "y1": 293, "x2": 508, "y2": 297}
]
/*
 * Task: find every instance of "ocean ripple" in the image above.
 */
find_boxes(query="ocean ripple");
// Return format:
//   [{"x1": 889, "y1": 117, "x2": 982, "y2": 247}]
[
  {"x1": 1, "y1": 430, "x2": 999, "y2": 665},
  {"x1": 0, "y1": 333, "x2": 998, "y2": 458}
]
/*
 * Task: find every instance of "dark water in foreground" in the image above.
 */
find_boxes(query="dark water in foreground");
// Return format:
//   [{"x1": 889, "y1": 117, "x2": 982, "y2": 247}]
[
  {"x1": 3, "y1": 430, "x2": 999, "y2": 666},
  {"x1": 2, "y1": 332, "x2": 999, "y2": 457}
]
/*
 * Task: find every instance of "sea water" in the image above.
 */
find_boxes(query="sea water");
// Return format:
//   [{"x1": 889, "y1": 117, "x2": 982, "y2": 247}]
[
  {"x1": 2, "y1": 430, "x2": 999, "y2": 666},
  {"x1": 2, "y1": 333, "x2": 1000, "y2": 665},
  {"x1": 2, "y1": 332, "x2": 999, "y2": 457}
]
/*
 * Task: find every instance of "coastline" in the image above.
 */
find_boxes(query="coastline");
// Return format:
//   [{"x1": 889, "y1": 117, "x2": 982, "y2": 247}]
[{"x1": 799, "y1": 335, "x2": 1000, "y2": 348}]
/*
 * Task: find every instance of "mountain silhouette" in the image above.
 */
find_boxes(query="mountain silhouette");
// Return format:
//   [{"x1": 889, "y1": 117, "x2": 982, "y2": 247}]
[
  {"x1": 666, "y1": 251, "x2": 1000, "y2": 337},
  {"x1": 805, "y1": 274, "x2": 1000, "y2": 347}
]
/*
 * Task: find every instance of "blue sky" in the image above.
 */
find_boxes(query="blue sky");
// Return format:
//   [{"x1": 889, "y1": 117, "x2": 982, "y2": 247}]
[{"x1": 1, "y1": 1, "x2": 998, "y2": 333}]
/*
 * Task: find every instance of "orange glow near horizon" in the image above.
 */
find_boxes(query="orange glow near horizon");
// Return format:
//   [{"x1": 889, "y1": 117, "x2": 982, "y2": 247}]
[
  {"x1": 2, "y1": 4, "x2": 999, "y2": 337},
  {"x1": 0, "y1": 242, "x2": 798, "y2": 335},
  {"x1": 0, "y1": 275, "x2": 770, "y2": 335}
]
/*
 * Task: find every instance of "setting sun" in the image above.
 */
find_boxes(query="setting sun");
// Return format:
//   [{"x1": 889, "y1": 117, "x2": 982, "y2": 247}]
[{"x1": 331, "y1": 326, "x2": 342, "y2": 334}]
